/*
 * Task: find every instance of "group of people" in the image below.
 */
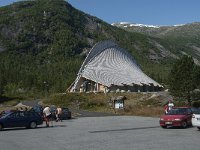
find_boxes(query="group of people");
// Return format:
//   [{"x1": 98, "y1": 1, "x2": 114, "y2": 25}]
[
  {"x1": 43, "y1": 106, "x2": 63, "y2": 127},
  {"x1": 164, "y1": 100, "x2": 174, "y2": 114}
]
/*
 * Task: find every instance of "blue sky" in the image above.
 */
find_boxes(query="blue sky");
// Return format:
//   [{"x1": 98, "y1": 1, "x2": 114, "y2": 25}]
[{"x1": 1, "y1": 0, "x2": 200, "y2": 25}]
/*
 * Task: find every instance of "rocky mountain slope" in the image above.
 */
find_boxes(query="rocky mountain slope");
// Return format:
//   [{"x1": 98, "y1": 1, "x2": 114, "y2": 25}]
[{"x1": 112, "y1": 22, "x2": 200, "y2": 65}]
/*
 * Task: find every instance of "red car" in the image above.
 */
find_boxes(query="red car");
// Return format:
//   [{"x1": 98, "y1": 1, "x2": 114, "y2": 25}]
[{"x1": 159, "y1": 107, "x2": 193, "y2": 128}]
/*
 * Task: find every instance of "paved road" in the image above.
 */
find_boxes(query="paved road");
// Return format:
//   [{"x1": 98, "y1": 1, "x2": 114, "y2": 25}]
[
  {"x1": 0, "y1": 116, "x2": 200, "y2": 150},
  {"x1": 73, "y1": 109, "x2": 118, "y2": 117}
]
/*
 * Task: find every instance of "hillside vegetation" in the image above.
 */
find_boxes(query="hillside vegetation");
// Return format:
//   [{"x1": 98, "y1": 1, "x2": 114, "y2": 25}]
[{"x1": 0, "y1": 0, "x2": 178, "y2": 98}]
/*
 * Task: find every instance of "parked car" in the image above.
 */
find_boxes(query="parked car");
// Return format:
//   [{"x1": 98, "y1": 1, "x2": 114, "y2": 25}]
[
  {"x1": 0, "y1": 110, "x2": 43, "y2": 130},
  {"x1": 60, "y1": 108, "x2": 72, "y2": 120},
  {"x1": 159, "y1": 107, "x2": 193, "y2": 128},
  {"x1": 0, "y1": 110, "x2": 16, "y2": 116},
  {"x1": 191, "y1": 107, "x2": 200, "y2": 130},
  {"x1": 31, "y1": 104, "x2": 44, "y2": 116}
]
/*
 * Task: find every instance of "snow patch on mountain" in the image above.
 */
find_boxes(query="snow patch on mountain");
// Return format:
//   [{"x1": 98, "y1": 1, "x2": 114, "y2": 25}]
[
  {"x1": 111, "y1": 22, "x2": 185, "y2": 28},
  {"x1": 129, "y1": 23, "x2": 160, "y2": 28}
]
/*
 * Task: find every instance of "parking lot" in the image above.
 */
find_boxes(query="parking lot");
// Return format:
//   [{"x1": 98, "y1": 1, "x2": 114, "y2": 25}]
[{"x1": 0, "y1": 116, "x2": 199, "y2": 150}]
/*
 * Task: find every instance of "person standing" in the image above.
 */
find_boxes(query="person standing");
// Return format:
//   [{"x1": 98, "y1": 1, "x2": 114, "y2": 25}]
[
  {"x1": 164, "y1": 104, "x2": 169, "y2": 114},
  {"x1": 43, "y1": 106, "x2": 52, "y2": 127},
  {"x1": 56, "y1": 106, "x2": 62, "y2": 122},
  {"x1": 168, "y1": 100, "x2": 174, "y2": 111}
]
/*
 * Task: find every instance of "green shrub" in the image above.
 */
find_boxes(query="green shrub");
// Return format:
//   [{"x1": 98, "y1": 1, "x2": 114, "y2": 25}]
[
  {"x1": 44, "y1": 93, "x2": 87, "y2": 108},
  {"x1": 192, "y1": 100, "x2": 200, "y2": 108}
]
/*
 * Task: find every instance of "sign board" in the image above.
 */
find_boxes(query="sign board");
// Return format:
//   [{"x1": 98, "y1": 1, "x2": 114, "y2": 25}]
[{"x1": 114, "y1": 99, "x2": 124, "y2": 109}]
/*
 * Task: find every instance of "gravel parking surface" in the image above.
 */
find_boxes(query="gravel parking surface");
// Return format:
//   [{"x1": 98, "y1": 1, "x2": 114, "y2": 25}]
[{"x1": 0, "y1": 116, "x2": 200, "y2": 150}]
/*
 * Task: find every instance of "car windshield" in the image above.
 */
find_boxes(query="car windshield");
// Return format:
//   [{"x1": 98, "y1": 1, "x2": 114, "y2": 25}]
[
  {"x1": 0, "y1": 112, "x2": 5, "y2": 118},
  {"x1": 32, "y1": 105, "x2": 43, "y2": 112},
  {"x1": 63, "y1": 108, "x2": 69, "y2": 111},
  {"x1": 167, "y1": 108, "x2": 188, "y2": 115},
  {"x1": 0, "y1": 111, "x2": 11, "y2": 118},
  {"x1": 192, "y1": 108, "x2": 200, "y2": 114}
]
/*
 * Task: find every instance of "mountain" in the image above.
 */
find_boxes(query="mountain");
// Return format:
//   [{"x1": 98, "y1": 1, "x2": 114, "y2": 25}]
[
  {"x1": 111, "y1": 22, "x2": 185, "y2": 37},
  {"x1": 112, "y1": 22, "x2": 200, "y2": 65},
  {"x1": 0, "y1": 0, "x2": 199, "y2": 96}
]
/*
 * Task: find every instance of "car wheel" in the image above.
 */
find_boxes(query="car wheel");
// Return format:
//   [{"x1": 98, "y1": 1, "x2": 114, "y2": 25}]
[
  {"x1": 161, "y1": 126, "x2": 167, "y2": 129},
  {"x1": 29, "y1": 121, "x2": 37, "y2": 129},
  {"x1": 197, "y1": 127, "x2": 200, "y2": 130},
  {"x1": 181, "y1": 121, "x2": 187, "y2": 128},
  {"x1": 0, "y1": 124, "x2": 3, "y2": 131}
]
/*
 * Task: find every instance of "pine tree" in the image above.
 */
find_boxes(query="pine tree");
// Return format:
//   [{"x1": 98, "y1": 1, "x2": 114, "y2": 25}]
[{"x1": 168, "y1": 56, "x2": 197, "y2": 105}]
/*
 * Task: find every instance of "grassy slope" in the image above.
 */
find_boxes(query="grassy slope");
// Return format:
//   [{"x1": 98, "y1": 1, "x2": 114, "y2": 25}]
[{"x1": 42, "y1": 92, "x2": 187, "y2": 117}]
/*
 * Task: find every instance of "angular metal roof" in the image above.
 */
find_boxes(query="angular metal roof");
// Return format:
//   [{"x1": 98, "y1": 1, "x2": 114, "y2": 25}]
[{"x1": 70, "y1": 41, "x2": 162, "y2": 91}]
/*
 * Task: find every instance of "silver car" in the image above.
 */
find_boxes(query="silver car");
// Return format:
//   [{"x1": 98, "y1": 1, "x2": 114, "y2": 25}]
[{"x1": 192, "y1": 108, "x2": 200, "y2": 130}]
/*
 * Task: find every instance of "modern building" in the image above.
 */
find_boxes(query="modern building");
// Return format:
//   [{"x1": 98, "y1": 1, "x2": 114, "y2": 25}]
[{"x1": 68, "y1": 41, "x2": 163, "y2": 93}]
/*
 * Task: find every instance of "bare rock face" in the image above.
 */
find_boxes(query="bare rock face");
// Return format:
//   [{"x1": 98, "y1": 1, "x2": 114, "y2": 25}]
[
  {"x1": 148, "y1": 40, "x2": 179, "y2": 61},
  {"x1": 113, "y1": 22, "x2": 200, "y2": 65}
]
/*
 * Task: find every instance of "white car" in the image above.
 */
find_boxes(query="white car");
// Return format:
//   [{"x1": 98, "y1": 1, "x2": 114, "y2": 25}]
[{"x1": 192, "y1": 108, "x2": 200, "y2": 130}]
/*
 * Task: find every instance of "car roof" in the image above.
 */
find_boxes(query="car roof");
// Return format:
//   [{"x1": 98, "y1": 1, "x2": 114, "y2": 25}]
[
  {"x1": 1, "y1": 110, "x2": 16, "y2": 113},
  {"x1": 0, "y1": 110, "x2": 15, "y2": 117},
  {"x1": 62, "y1": 107, "x2": 69, "y2": 109},
  {"x1": 191, "y1": 107, "x2": 200, "y2": 113},
  {"x1": 173, "y1": 107, "x2": 191, "y2": 109}
]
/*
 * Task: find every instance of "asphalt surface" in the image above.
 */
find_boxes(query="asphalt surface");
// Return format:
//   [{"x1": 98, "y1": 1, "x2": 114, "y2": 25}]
[
  {"x1": 1, "y1": 115, "x2": 200, "y2": 150},
  {"x1": 73, "y1": 109, "x2": 118, "y2": 117}
]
